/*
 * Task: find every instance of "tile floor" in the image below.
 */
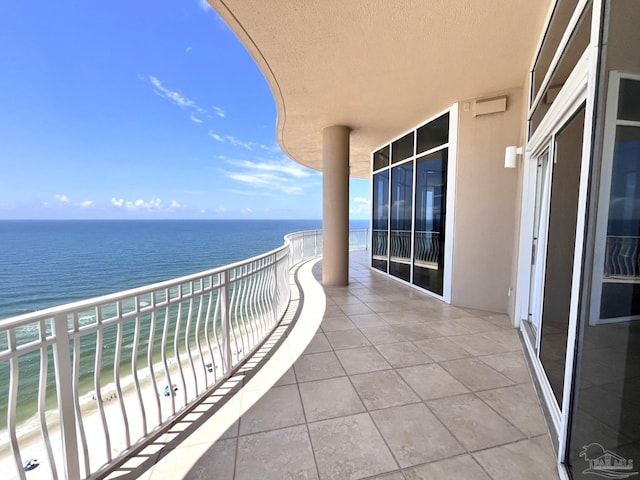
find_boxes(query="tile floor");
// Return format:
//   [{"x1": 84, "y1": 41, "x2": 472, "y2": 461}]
[{"x1": 183, "y1": 251, "x2": 560, "y2": 480}]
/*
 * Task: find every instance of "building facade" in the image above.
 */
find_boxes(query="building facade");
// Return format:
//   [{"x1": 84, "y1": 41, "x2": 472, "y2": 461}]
[{"x1": 212, "y1": 1, "x2": 638, "y2": 478}]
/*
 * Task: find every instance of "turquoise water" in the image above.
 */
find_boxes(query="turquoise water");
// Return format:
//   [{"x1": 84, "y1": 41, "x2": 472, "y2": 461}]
[{"x1": 0, "y1": 219, "x2": 367, "y2": 433}]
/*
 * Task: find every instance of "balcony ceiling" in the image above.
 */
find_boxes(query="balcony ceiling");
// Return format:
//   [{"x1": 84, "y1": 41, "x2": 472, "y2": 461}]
[{"x1": 210, "y1": 0, "x2": 553, "y2": 178}]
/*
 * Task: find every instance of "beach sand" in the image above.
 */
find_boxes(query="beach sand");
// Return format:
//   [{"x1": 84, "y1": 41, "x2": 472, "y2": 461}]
[{"x1": 0, "y1": 326, "x2": 262, "y2": 480}]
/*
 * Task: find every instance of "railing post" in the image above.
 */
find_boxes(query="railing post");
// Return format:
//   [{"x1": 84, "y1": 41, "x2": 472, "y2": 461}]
[
  {"x1": 52, "y1": 313, "x2": 81, "y2": 480},
  {"x1": 366, "y1": 228, "x2": 370, "y2": 251},
  {"x1": 220, "y1": 270, "x2": 232, "y2": 372},
  {"x1": 314, "y1": 230, "x2": 318, "y2": 257}
]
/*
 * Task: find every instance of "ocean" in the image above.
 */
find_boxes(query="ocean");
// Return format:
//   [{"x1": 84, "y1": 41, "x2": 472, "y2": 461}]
[{"x1": 0, "y1": 219, "x2": 368, "y2": 435}]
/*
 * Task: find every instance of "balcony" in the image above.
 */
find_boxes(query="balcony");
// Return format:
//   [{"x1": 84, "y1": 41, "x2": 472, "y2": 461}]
[{"x1": 1, "y1": 233, "x2": 559, "y2": 479}]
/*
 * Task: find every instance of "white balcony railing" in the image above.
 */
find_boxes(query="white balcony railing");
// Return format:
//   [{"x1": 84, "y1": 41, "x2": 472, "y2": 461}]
[
  {"x1": 604, "y1": 235, "x2": 640, "y2": 280},
  {"x1": 0, "y1": 228, "x2": 368, "y2": 480},
  {"x1": 375, "y1": 229, "x2": 439, "y2": 268}
]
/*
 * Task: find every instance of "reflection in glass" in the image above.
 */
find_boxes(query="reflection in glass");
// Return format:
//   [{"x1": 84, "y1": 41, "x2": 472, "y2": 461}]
[
  {"x1": 568, "y1": 79, "x2": 640, "y2": 478},
  {"x1": 372, "y1": 171, "x2": 389, "y2": 272},
  {"x1": 413, "y1": 150, "x2": 447, "y2": 295},
  {"x1": 417, "y1": 113, "x2": 449, "y2": 154},
  {"x1": 391, "y1": 132, "x2": 414, "y2": 164},
  {"x1": 539, "y1": 107, "x2": 584, "y2": 407},
  {"x1": 373, "y1": 145, "x2": 390, "y2": 171},
  {"x1": 530, "y1": 3, "x2": 591, "y2": 137},
  {"x1": 389, "y1": 163, "x2": 413, "y2": 281}
]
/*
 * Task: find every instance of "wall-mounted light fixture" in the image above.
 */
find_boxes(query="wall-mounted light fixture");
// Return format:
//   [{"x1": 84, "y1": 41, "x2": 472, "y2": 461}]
[{"x1": 504, "y1": 146, "x2": 523, "y2": 169}]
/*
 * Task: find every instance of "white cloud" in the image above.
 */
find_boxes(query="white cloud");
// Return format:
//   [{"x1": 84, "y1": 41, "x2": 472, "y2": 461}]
[
  {"x1": 241, "y1": 208, "x2": 253, "y2": 215},
  {"x1": 226, "y1": 159, "x2": 311, "y2": 178},
  {"x1": 220, "y1": 157, "x2": 319, "y2": 196},
  {"x1": 55, "y1": 194, "x2": 69, "y2": 203},
  {"x1": 198, "y1": 0, "x2": 211, "y2": 12},
  {"x1": 170, "y1": 200, "x2": 181, "y2": 209},
  {"x1": 208, "y1": 132, "x2": 261, "y2": 151},
  {"x1": 212, "y1": 106, "x2": 225, "y2": 118},
  {"x1": 354, "y1": 197, "x2": 370, "y2": 206},
  {"x1": 80, "y1": 200, "x2": 95, "y2": 208},
  {"x1": 111, "y1": 197, "x2": 166, "y2": 211},
  {"x1": 189, "y1": 114, "x2": 202, "y2": 124},
  {"x1": 215, "y1": 204, "x2": 228, "y2": 213},
  {"x1": 209, "y1": 131, "x2": 225, "y2": 142}
]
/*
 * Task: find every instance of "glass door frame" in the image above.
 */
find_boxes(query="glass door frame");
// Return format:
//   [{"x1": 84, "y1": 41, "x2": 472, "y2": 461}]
[{"x1": 515, "y1": 43, "x2": 597, "y2": 461}]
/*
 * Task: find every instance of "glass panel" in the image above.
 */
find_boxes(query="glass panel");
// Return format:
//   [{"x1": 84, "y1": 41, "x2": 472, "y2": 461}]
[
  {"x1": 417, "y1": 113, "x2": 449, "y2": 154},
  {"x1": 618, "y1": 79, "x2": 640, "y2": 122},
  {"x1": 568, "y1": 123, "x2": 640, "y2": 476},
  {"x1": 532, "y1": 0, "x2": 580, "y2": 100},
  {"x1": 412, "y1": 150, "x2": 447, "y2": 295},
  {"x1": 391, "y1": 132, "x2": 414, "y2": 164},
  {"x1": 372, "y1": 171, "x2": 389, "y2": 272},
  {"x1": 539, "y1": 107, "x2": 585, "y2": 408},
  {"x1": 530, "y1": 3, "x2": 591, "y2": 137},
  {"x1": 526, "y1": 150, "x2": 551, "y2": 342},
  {"x1": 373, "y1": 145, "x2": 390, "y2": 171},
  {"x1": 389, "y1": 163, "x2": 413, "y2": 281}
]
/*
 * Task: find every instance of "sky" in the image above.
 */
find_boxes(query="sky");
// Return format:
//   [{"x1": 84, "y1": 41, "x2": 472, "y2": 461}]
[{"x1": 0, "y1": 1, "x2": 370, "y2": 220}]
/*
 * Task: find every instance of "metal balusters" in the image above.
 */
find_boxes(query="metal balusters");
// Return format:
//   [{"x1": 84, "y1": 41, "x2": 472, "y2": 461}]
[{"x1": 38, "y1": 320, "x2": 58, "y2": 480}]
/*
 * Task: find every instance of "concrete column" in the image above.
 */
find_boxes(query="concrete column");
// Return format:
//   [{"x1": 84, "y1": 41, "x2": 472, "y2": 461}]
[{"x1": 322, "y1": 125, "x2": 350, "y2": 286}]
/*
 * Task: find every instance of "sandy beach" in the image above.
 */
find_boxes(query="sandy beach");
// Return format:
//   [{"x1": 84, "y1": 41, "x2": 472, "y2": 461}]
[{"x1": 0, "y1": 325, "x2": 262, "y2": 480}]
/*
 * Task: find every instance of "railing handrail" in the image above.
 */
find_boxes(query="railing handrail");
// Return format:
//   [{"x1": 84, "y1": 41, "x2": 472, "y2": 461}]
[
  {"x1": 0, "y1": 227, "x2": 369, "y2": 480},
  {"x1": 0, "y1": 243, "x2": 295, "y2": 329}
]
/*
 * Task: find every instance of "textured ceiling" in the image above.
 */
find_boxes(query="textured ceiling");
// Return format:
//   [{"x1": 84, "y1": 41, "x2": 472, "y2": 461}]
[{"x1": 210, "y1": 0, "x2": 553, "y2": 178}]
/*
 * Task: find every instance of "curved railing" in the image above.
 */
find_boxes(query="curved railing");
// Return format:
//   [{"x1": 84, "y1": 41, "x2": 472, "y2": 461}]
[{"x1": 0, "y1": 228, "x2": 369, "y2": 480}]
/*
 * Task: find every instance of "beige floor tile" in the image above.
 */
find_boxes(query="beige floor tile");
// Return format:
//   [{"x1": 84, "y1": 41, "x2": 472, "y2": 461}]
[
  {"x1": 379, "y1": 310, "x2": 430, "y2": 325},
  {"x1": 472, "y1": 435, "x2": 559, "y2": 480},
  {"x1": 480, "y1": 329, "x2": 522, "y2": 351},
  {"x1": 219, "y1": 420, "x2": 239, "y2": 439},
  {"x1": 403, "y1": 454, "x2": 492, "y2": 480},
  {"x1": 308, "y1": 413, "x2": 398, "y2": 480},
  {"x1": 375, "y1": 342, "x2": 433, "y2": 368},
  {"x1": 325, "y1": 329, "x2": 371, "y2": 350},
  {"x1": 371, "y1": 403, "x2": 464, "y2": 467},
  {"x1": 294, "y1": 351, "x2": 346, "y2": 382},
  {"x1": 349, "y1": 313, "x2": 389, "y2": 328},
  {"x1": 239, "y1": 384, "x2": 305, "y2": 435},
  {"x1": 321, "y1": 315, "x2": 358, "y2": 331},
  {"x1": 439, "y1": 357, "x2": 514, "y2": 391},
  {"x1": 449, "y1": 333, "x2": 511, "y2": 356},
  {"x1": 477, "y1": 384, "x2": 548, "y2": 437},
  {"x1": 426, "y1": 320, "x2": 474, "y2": 337},
  {"x1": 350, "y1": 370, "x2": 420, "y2": 410},
  {"x1": 335, "y1": 346, "x2": 392, "y2": 375},
  {"x1": 397, "y1": 364, "x2": 469, "y2": 400},
  {"x1": 303, "y1": 332, "x2": 332, "y2": 354},
  {"x1": 273, "y1": 367, "x2": 297, "y2": 387},
  {"x1": 451, "y1": 317, "x2": 499, "y2": 333},
  {"x1": 428, "y1": 394, "x2": 524, "y2": 451},
  {"x1": 368, "y1": 473, "x2": 406, "y2": 480},
  {"x1": 366, "y1": 301, "x2": 405, "y2": 313},
  {"x1": 360, "y1": 326, "x2": 415, "y2": 345},
  {"x1": 184, "y1": 438, "x2": 237, "y2": 480},
  {"x1": 339, "y1": 302, "x2": 375, "y2": 316},
  {"x1": 477, "y1": 351, "x2": 532, "y2": 384},
  {"x1": 235, "y1": 425, "x2": 319, "y2": 480},
  {"x1": 393, "y1": 324, "x2": 440, "y2": 341},
  {"x1": 323, "y1": 305, "x2": 345, "y2": 318},
  {"x1": 299, "y1": 376, "x2": 365, "y2": 422},
  {"x1": 413, "y1": 337, "x2": 473, "y2": 362}
]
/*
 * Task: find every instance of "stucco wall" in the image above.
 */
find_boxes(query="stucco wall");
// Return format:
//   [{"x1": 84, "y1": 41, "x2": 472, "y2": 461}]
[{"x1": 451, "y1": 87, "x2": 526, "y2": 313}]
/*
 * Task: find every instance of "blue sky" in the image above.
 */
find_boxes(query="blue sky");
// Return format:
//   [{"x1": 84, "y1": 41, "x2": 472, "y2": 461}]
[{"x1": 0, "y1": 1, "x2": 370, "y2": 220}]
